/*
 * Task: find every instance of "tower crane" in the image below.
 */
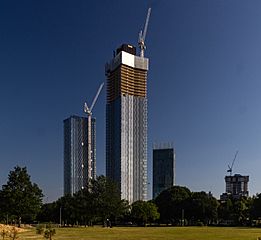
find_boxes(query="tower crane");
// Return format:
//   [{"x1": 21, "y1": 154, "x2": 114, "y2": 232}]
[
  {"x1": 227, "y1": 150, "x2": 239, "y2": 176},
  {"x1": 138, "y1": 7, "x2": 152, "y2": 58},
  {"x1": 84, "y1": 82, "x2": 104, "y2": 181}
]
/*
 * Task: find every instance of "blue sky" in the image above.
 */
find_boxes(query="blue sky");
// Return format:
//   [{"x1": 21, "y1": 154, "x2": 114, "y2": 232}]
[{"x1": 1, "y1": 0, "x2": 261, "y2": 201}]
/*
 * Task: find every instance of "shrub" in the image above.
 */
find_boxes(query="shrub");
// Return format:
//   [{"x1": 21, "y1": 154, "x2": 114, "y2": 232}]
[
  {"x1": 36, "y1": 224, "x2": 44, "y2": 234},
  {"x1": 196, "y1": 221, "x2": 204, "y2": 226},
  {"x1": 9, "y1": 227, "x2": 19, "y2": 240},
  {"x1": 0, "y1": 229, "x2": 8, "y2": 240},
  {"x1": 44, "y1": 224, "x2": 56, "y2": 240}
]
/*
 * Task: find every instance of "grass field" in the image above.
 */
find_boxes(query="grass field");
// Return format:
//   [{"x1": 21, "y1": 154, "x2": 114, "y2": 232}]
[{"x1": 18, "y1": 226, "x2": 261, "y2": 240}]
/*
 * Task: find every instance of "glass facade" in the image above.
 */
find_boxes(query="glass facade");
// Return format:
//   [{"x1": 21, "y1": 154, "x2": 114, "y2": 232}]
[
  {"x1": 153, "y1": 148, "x2": 175, "y2": 199},
  {"x1": 63, "y1": 115, "x2": 96, "y2": 195},
  {"x1": 106, "y1": 44, "x2": 148, "y2": 203}
]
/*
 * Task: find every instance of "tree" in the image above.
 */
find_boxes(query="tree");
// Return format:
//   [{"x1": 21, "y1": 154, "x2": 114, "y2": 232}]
[
  {"x1": 218, "y1": 198, "x2": 234, "y2": 222},
  {"x1": 0, "y1": 166, "x2": 43, "y2": 225},
  {"x1": 251, "y1": 193, "x2": 261, "y2": 221},
  {"x1": 73, "y1": 189, "x2": 95, "y2": 226},
  {"x1": 91, "y1": 175, "x2": 128, "y2": 223},
  {"x1": 131, "y1": 201, "x2": 159, "y2": 226},
  {"x1": 155, "y1": 186, "x2": 191, "y2": 224},
  {"x1": 56, "y1": 194, "x2": 76, "y2": 225},
  {"x1": 232, "y1": 197, "x2": 250, "y2": 225},
  {"x1": 37, "y1": 175, "x2": 129, "y2": 226},
  {"x1": 37, "y1": 202, "x2": 57, "y2": 223},
  {"x1": 218, "y1": 197, "x2": 251, "y2": 226},
  {"x1": 187, "y1": 191, "x2": 219, "y2": 225}
]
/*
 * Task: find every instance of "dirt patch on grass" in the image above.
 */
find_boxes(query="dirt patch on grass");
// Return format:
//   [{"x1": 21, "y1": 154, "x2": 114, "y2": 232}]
[{"x1": 0, "y1": 224, "x2": 27, "y2": 233}]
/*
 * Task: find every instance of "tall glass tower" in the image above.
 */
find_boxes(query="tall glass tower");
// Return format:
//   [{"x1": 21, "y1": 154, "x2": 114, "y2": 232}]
[
  {"x1": 105, "y1": 44, "x2": 148, "y2": 203},
  {"x1": 153, "y1": 146, "x2": 176, "y2": 199},
  {"x1": 63, "y1": 115, "x2": 96, "y2": 195}
]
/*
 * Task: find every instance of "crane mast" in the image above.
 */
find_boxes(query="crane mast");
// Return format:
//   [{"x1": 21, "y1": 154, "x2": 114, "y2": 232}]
[
  {"x1": 84, "y1": 83, "x2": 104, "y2": 183},
  {"x1": 138, "y1": 8, "x2": 151, "y2": 57},
  {"x1": 227, "y1": 150, "x2": 239, "y2": 176}
]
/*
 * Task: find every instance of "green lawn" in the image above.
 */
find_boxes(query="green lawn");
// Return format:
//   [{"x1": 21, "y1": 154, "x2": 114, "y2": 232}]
[{"x1": 19, "y1": 226, "x2": 261, "y2": 240}]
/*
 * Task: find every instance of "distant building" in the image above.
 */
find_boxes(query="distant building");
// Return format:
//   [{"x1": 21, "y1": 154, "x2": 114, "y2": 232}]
[
  {"x1": 220, "y1": 174, "x2": 249, "y2": 200},
  {"x1": 105, "y1": 44, "x2": 148, "y2": 203},
  {"x1": 153, "y1": 145, "x2": 176, "y2": 199},
  {"x1": 63, "y1": 115, "x2": 96, "y2": 195}
]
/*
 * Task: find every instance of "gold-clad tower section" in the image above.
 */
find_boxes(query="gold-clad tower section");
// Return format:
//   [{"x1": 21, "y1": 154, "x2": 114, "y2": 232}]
[{"x1": 107, "y1": 64, "x2": 147, "y2": 103}]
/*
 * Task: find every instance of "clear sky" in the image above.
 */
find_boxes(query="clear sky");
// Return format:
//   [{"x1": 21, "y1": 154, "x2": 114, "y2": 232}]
[{"x1": 1, "y1": 0, "x2": 261, "y2": 202}]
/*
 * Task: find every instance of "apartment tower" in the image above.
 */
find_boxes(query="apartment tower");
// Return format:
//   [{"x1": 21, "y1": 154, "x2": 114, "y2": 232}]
[
  {"x1": 63, "y1": 115, "x2": 96, "y2": 195},
  {"x1": 220, "y1": 174, "x2": 249, "y2": 200},
  {"x1": 153, "y1": 145, "x2": 176, "y2": 199},
  {"x1": 105, "y1": 44, "x2": 148, "y2": 203}
]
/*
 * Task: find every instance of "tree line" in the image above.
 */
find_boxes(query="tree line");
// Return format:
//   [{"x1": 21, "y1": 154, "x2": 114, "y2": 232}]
[{"x1": 1, "y1": 166, "x2": 261, "y2": 227}]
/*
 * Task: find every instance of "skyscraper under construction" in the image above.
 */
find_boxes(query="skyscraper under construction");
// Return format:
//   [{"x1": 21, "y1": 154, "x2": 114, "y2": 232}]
[{"x1": 105, "y1": 44, "x2": 148, "y2": 203}]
